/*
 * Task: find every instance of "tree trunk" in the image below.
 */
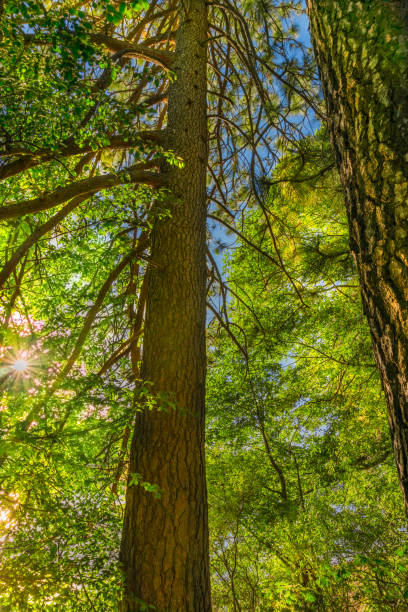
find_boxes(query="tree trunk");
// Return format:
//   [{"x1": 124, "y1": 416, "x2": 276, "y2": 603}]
[
  {"x1": 119, "y1": 1, "x2": 211, "y2": 610},
  {"x1": 307, "y1": 0, "x2": 408, "y2": 512}
]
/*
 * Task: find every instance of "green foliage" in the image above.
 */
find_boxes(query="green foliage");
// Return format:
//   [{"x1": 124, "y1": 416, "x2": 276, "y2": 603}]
[
  {"x1": 129, "y1": 473, "x2": 162, "y2": 499},
  {"x1": 206, "y1": 129, "x2": 407, "y2": 611},
  {"x1": 0, "y1": 0, "x2": 404, "y2": 610},
  {"x1": 0, "y1": 1, "x2": 164, "y2": 607}
]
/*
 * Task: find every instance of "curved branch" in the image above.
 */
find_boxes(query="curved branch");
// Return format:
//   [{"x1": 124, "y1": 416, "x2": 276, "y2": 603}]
[
  {"x1": 90, "y1": 33, "x2": 175, "y2": 69},
  {"x1": 0, "y1": 166, "x2": 163, "y2": 221},
  {"x1": 23, "y1": 32, "x2": 175, "y2": 70},
  {"x1": 0, "y1": 131, "x2": 165, "y2": 181}
]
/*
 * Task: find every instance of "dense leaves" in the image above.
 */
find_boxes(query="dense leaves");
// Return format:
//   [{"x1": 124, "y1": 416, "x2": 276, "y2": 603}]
[
  {"x1": 207, "y1": 131, "x2": 407, "y2": 610},
  {"x1": 0, "y1": 0, "x2": 405, "y2": 610}
]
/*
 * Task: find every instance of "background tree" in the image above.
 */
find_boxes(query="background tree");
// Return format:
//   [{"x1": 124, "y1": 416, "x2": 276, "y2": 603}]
[{"x1": 306, "y1": 0, "x2": 408, "y2": 514}]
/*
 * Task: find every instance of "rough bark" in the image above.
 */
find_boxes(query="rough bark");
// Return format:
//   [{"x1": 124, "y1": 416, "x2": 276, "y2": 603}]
[
  {"x1": 306, "y1": 0, "x2": 408, "y2": 511},
  {"x1": 119, "y1": 1, "x2": 211, "y2": 610}
]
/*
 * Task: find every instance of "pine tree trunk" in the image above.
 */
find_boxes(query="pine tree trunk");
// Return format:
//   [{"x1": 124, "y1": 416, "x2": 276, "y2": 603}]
[
  {"x1": 119, "y1": 1, "x2": 211, "y2": 609},
  {"x1": 307, "y1": 0, "x2": 408, "y2": 512}
]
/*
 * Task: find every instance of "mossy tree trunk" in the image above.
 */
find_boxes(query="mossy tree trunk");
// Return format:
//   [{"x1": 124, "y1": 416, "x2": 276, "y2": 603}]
[
  {"x1": 307, "y1": 0, "x2": 408, "y2": 512},
  {"x1": 119, "y1": 1, "x2": 211, "y2": 609}
]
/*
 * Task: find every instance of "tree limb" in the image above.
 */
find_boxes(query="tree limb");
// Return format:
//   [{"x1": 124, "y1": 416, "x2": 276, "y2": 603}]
[{"x1": 0, "y1": 166, "x2": 163, "y2": 221}]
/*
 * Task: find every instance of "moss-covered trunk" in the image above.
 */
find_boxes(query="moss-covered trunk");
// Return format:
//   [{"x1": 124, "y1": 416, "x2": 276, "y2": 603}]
[
  {"x1": 307, "y1": 0, "x2": 408, "y2": 511},
  {"x1": 119, "y1": 0, "x2": 211, "y2": 609}
]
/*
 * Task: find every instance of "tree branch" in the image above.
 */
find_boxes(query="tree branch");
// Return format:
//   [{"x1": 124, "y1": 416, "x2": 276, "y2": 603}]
[
  {"x1": 0, "y1": 131, "x2": 165, "y2": 181},
  {"x1": 0, "y1": 194, "x2": 89, "y2": 288},
  {"x1": 0, "y1": 166, "x2": 163, "y2": 221}
]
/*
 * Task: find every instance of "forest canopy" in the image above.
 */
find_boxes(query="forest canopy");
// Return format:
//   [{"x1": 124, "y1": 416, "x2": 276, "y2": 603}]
[{"x1": 0, "y1": 0, "x2": 407, "y2": 610}]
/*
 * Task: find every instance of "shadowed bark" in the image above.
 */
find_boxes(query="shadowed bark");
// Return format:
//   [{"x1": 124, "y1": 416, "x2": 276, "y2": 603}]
[{"x1": 307, "y1": 0, "x2": 408, "y2": 512}]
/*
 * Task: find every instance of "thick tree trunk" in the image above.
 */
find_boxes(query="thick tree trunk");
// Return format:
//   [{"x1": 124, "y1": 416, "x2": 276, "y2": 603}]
[
  {"x1": 119, "y1": 1, "x2": 211, "y2": 610},
  {"x1": 307, "y1": 0, "x2": 408, "y2": 512}
]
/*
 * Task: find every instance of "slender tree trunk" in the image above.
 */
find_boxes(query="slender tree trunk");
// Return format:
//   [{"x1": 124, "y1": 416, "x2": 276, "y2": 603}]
[
  {"x1": 307, "y1": 0, "x2": 408, "y2": 512},
  {"x1": 119, "y1": 1, "x2": 211, "y2": 610}
]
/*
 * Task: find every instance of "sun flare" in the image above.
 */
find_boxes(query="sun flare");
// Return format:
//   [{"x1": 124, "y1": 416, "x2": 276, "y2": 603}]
[
  {"x1": 11, "y1": 359, "x2": 29, "y2": 373},
  {"x1": 1, "y1": 349, "x2": 38, "y2": 387}
]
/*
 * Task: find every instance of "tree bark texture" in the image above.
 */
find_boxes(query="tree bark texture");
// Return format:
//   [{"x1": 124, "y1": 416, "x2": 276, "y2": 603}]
[
  {"x1": 119, "y1": 1, "x2": 211, "y2": 610},
  {"x1": 307, "y1": 0, "x2": 408, "y2": 512}
]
